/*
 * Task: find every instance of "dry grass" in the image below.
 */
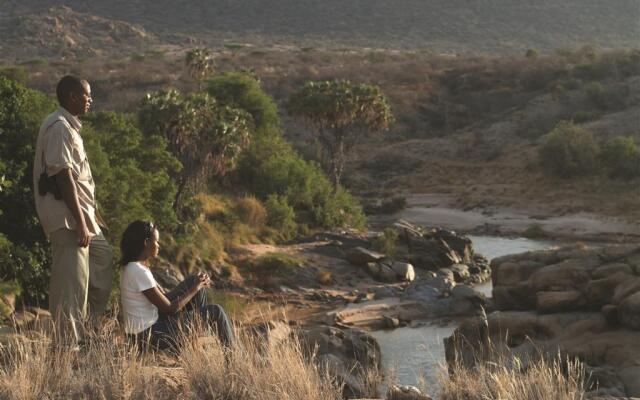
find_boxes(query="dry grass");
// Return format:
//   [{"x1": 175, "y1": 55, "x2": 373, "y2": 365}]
[
  {"x1": 180, "y1": 330, "x2": 342, "y2": 400},
  {"x1": 315, "y1": 269, "x2": 333, "y2": 285},
  {"x1": 235, "y1": 195, "x2": 268, "y2": 228},
  {"x1": 439, "y1": 353, "x2": 587, "y2": 400},
  {"x1": 0, "y1": 319, "x2": 343, "y2": 400}
]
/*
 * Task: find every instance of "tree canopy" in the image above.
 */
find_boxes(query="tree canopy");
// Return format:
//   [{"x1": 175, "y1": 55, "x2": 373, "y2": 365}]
[
  {"x1": 287, "y1": 80, "x2": 393, "y2": 187},
  {"x1": 185, "y1": 48, "x2": 215, "y2": 87},
  {"x1": 139, "y1": 90, "x2": 253, "y2": 211}
]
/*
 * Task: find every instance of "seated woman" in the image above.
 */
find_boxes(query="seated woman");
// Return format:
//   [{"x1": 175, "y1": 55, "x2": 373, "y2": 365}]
[{"x1": 119, "y1": 220, "x2": 234, "y2": 350}]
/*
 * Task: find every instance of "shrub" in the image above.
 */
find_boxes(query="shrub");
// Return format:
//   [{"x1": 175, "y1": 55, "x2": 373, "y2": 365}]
[
  {"x1": 248, "y1": 252, "x2": 300, "y2": 278},
  {"x1": 0, "y1": 280, "x2": 21, "y2": 319},
  {"x1": 234, "y1": 195, "x2": 267, "y2": 227},
  {"x1": 206, "y1": 72, "x2": 280, "y2": 137},
  {"x1": 372, "y1": 227, "x2": 399, "y2": 255},
  {"x1": 264, "y1": 195, "x2": 298, "y2": 241},
  {"x1": 238, "y1": 135, "x2": 366, "y2": 232},
  {"x1": 378, "y1": 196, "x2": 408, "y2": 214},
  {"x1": 0, "y1": 66, "x2": 28, "y2": 84},
  {"x1": 585, "y1": 81, "x2": 628, "y2": 110},
  {"x1": 315, "y1": 269, "x2": 332, "y2": 285},
  {"x1": 83, "y1": 112, "x2": 180, "y2": 241},
  {"x1": 525, "y1": 49, "x2": 539, "y2": 60},
  {"x1": 538, "y1": 121, "x2": 599, "y2": 178},
  {"x1": 600, "y1": 136, "x2": 640, "y2": 180},
  {"x1": 570, "y1": 110, "x2": 601, "y2": 123},
  {"x1": 523, "y1": 224, "x2": 548, "y2": 239},
  {"x1": 0, "y1": 77, "x2": 56, "y2": 304}
]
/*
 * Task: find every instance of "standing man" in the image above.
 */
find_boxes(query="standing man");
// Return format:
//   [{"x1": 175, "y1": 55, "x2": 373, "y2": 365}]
[{"x1": 33, "y1": 75, "x2": 112, "y2": 346}]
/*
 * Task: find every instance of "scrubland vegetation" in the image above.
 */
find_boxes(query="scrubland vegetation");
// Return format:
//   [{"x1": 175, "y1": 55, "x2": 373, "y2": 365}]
[
  {"x1": 0, "y1": 67, "x2": 367, "y2": 308},
  {"x1": 0, "y1": 322, "x2": 344, "y2": 400}
]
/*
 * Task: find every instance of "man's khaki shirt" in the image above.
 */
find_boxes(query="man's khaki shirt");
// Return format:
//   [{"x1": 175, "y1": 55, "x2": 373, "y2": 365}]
[{"x1": 33, "y1": 107, "x2": 100, "y2": 236}]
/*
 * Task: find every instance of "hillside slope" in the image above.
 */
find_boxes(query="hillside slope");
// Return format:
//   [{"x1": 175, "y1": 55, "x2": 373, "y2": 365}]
[{"x1": 2, "y1": 0, "x2": 639, "y2": 55}]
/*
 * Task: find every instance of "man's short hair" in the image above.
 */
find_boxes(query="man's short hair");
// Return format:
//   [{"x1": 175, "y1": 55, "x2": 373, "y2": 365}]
[{"x1": 56, "y1": 75, "x2": 84, "y2": 105}]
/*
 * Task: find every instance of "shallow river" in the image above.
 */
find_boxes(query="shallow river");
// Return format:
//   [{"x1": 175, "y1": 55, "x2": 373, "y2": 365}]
[{"x1": 370, "y1": 235, "x2": 554, "y2": 396}]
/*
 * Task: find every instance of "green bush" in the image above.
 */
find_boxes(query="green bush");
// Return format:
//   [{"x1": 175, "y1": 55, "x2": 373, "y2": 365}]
[
  {"x1": 538, "y1": 121, "x2": 600, "y2": 178},
  {"x1": 248, "y1": 252, "x2": 300, "y2": 277},
  {"x1": 264, "y1": 194, "x2": 297, "y2": 240},
  {"x1": 571, "y1": 110, "x2": 601, "y2": 123},
  {"x1": 237, "y1": 135, "x2": 366, "y2": 231},
  {"x1": 83, "y1": 112, "x2": 180, "y2": 242},
  {"x1": 0, "y1": 67, "x2": 28, "y2": 84},
  {"x1": 372, "y1": 227, "x2": 399, "y2": 255},
  {"x1": 585, "y1": 81, "x2": 628, "y2": 111},
  {"x1": 379, "y1": 196, "x2": 408, "y2": 214},
  {"x1": 0, "y1": 77, "x2": 56, "y2": 304},
  {"x1": 206, "y1": 72, "x2": 280, "y2": 137},
  {"x1": 600, "y1": 136, "x2": 640, "y2": 180}
]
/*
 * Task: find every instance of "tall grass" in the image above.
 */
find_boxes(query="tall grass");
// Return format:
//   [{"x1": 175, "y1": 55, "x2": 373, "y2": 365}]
[
  {"x1": 440, "y1": 352, "x2": 587, "y2": 400},
  {"x1": 180, "y1": 330, "x2": 342, "y2": 399},
  {"x1": 0, "y1": 319, "x2": 343, "y2": 400}
]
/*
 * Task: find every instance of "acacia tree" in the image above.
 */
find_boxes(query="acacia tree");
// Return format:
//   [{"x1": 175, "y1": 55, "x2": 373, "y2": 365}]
[
  {"x1": 287, "y1": 80, "x2": 393, "y2": 188},
  {"x1": 140, "y1": 90, "x2": 252, "y2": 211},
  {"x1": 185, "y1": 48, "x2": 214, "y2": 89}
]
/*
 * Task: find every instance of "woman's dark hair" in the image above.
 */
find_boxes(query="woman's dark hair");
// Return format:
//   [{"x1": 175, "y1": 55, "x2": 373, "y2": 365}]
[{"x1": 120, "y1": 220, "x2": 156, "y2": 266}]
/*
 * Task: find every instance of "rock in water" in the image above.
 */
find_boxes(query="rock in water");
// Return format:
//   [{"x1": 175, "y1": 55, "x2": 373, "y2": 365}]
[{"x1": 386, "y1": 384, "x2": 433, "y2": 400}]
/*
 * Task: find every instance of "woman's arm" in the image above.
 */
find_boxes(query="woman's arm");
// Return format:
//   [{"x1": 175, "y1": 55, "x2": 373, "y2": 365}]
[{"x1": 142, "y1": 273, "x2": 209, "y2": 315}]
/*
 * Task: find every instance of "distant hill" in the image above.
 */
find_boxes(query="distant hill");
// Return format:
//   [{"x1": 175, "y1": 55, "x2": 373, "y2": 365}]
[{"x1": 1, "y1": 0, "x2": 639, "y2": 59}]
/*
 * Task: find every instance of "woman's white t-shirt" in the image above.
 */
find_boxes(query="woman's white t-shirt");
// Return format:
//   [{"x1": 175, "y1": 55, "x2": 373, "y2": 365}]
[{"x1": 120, "y1": 262, "x2": 159, "y2": 334}]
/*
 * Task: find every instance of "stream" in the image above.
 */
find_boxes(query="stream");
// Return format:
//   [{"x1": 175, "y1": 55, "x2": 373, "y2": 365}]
[{"x1": 370, "y1": 234, "x2": 554, "y2": 396}]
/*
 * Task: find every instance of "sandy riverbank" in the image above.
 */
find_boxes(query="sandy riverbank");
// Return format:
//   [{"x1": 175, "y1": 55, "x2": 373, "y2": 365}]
[{"x1": 370, "y1": 193, "x2": 640, "y2": 242}]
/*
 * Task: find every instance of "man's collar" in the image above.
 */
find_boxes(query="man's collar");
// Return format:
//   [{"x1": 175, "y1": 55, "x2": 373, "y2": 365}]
[{"x1": 58, "y1": 106, "x2": 82, "y2": 132}]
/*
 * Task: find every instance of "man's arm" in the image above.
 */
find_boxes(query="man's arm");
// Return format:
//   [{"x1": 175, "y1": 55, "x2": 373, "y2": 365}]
[
  {"x1": 95, "y1": 207, "x2": 108, "y2": 231},
  {"x1": 56, "y1": 169, "x2": 90, "y2": 247}
]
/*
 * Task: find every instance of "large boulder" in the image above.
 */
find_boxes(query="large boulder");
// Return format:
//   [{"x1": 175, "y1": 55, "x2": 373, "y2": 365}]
[
  {"x1": 619, "y1": 292, "x2": 640, "y2": 330},
  {"x1": 536, "y1": 290, "x2": 585, "y2": 314},
  {"x1": 529, "y1": 258, "x2": 596, "y2": 291},
  {"x1": 390, "y1": 262, "x2": 416, "y2": 282},
  {"x1": 449, "y1": 264, "x2": 470, "y2": 282},
  {"x1": 347, "y1": 247, "x2": 386, "y2": 266},
  {"x1": 591, "y1": 263, "x2": 633, "y2": 279},
  {"x1": 298, "y1": 325, "x2": 381, "y2": 398}
]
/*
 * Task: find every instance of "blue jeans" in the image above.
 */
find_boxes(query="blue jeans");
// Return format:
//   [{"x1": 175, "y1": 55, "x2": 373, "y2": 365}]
[{"x1": 132, "y1": 275, "x2": 235, "y2": 351}]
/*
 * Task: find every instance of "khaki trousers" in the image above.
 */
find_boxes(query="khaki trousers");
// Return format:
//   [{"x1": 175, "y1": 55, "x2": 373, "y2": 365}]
[{"x1": 49, "y1": 229, "x2": 113, "y2": 344}]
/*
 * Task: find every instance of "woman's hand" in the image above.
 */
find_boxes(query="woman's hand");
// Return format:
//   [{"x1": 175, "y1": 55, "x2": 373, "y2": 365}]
[{"x1": 193, "y1": 271, "x2": 211, "y2": 290}]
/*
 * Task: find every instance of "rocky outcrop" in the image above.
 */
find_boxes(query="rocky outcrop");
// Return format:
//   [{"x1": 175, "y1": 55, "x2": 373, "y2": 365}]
[
  {"x1": 365, "y1": 261, "x2": 416, "y2": 283},
  {"x1": 298, "y1": 325, "x2": 381, "y2": 398},
  {"x1": 393, "y1": 221, "x2": 491, "y2": 284},
  {"x1": 341, "y1": 221, "x2": 491, "y2": 285},
  {"x1": 446, "y1": 244, "x2": 640, "y2": 397}
]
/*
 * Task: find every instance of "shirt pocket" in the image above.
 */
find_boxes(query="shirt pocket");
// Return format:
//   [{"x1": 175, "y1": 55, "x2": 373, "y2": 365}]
[{"x1": 72, "y1": 135, "x2": 92, "y2": 181}]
